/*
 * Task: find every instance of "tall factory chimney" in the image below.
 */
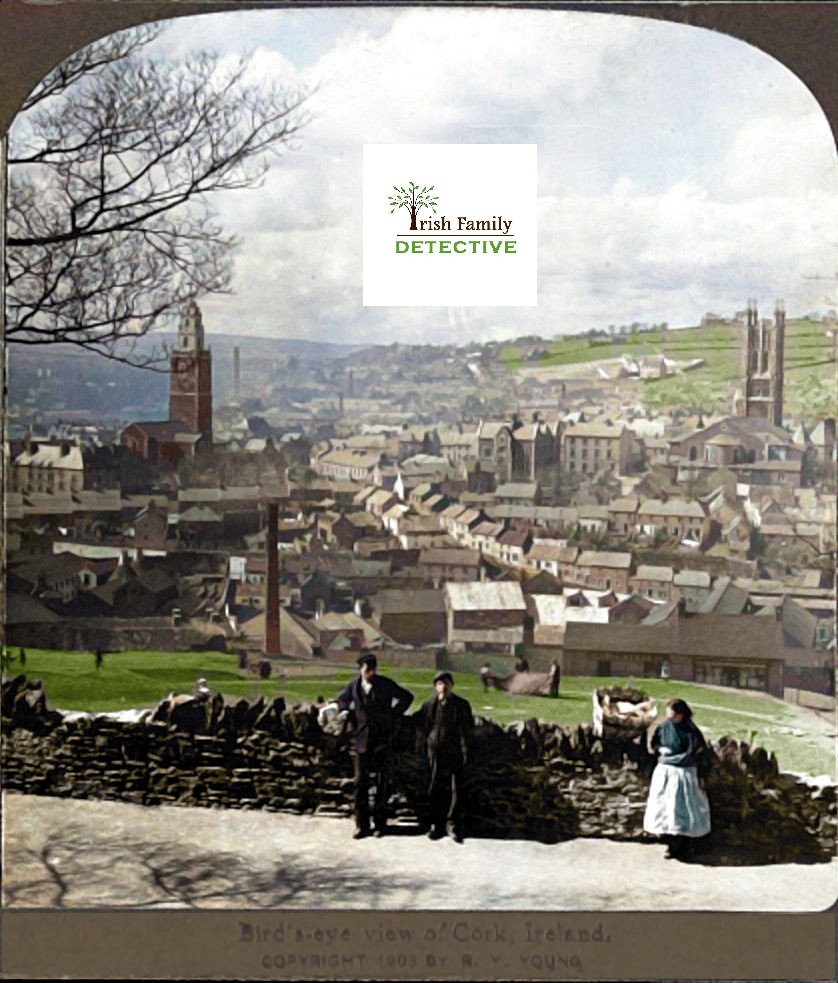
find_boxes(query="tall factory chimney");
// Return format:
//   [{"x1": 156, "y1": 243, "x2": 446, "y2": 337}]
[{"x1": 264, "y1": 502, "x2": 280, "y2": 656}]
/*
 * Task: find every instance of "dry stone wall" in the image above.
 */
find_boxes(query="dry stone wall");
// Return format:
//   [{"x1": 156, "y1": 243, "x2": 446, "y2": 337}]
[{"x1": 1, "y1": 675, "x2": 834, "y2": 862}]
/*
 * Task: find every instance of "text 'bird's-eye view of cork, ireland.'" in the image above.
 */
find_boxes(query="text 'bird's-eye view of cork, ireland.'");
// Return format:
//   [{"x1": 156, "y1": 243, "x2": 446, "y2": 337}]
[{"x1": 2, "y1": 6, "x2": 837, "y2": 915}]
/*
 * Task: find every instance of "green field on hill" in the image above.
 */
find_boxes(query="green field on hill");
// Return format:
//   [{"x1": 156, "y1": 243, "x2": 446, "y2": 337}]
[
  {"x1": 501, "y1": 319, "x2": 837, "y2": 420},
  {"x1": 10, "y1": 648, "x2": 833, "y2": 779}
]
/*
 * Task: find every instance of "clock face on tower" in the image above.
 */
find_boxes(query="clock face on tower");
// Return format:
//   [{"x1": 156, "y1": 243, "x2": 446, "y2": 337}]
[{"x1": 171, "y1": 358, "x2": 194, "y2": 393}]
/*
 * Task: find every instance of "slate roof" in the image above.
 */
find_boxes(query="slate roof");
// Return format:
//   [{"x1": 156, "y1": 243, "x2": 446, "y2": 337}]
[
  {"x1": 563, "y1": 423, "x2": 625, "y2": 439},
  {"x1": 495, "y1": 482, "x2": 539, "y2": 498},
  {"x1": 564, "y1": 612, "x2": 785, "y2": 660},
  {"x1": 445, "y1": 580, "x2": 527, "y2": 611},
  {"x1": 577, "y1": 551, "x2": 633, "y2": 569},
  {"x1": 15, "y1": 442, "x2": 84, "y2": 470},
  {"x1": 419, "y1": 548, "x2": 482, "y2": 567},
  {"x1": 634, "y1": 565, "x2": 674, "y2": 582},
  {"x1": 374, "y1": 589, "x2": 446, "y2": 616},
  {"x1": 674, "y1": 570, "x2": 712, "y2": 588}
]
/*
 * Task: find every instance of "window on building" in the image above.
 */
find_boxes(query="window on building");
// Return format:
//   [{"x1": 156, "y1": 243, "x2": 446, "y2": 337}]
[
  {"x1": 597, "y1": 660, "x2": 611, "y2": 677},
  {"x1": 721, "y1": 667, "x2": 740, "y2": 688}
]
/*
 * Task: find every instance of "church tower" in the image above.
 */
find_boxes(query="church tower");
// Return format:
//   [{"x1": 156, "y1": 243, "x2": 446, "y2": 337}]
[
  {"x1": 169, "y1": 298, "x2": 213, "y2": 450},
  {"x1": 740, "y1": 298, "x2": 785, "y2": 427}
]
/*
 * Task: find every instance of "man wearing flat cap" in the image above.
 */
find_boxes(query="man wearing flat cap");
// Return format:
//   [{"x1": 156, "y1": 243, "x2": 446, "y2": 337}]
[
  {"x1": 415, "y1": 671, "x2": 474, "y2": 843},
  {"x1": 335, "y1": 652, "x2": 414, "y2": 839}
]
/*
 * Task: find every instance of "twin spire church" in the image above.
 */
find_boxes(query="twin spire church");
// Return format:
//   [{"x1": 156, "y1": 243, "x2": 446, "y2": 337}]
[{"x1": 120, "y1": 299, "x2": 213, "y2": 465}]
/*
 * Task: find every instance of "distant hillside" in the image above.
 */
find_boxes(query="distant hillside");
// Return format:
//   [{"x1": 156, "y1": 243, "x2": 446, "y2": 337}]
[
  {"x1": 502, "y1": 319, "x2": 837, "y2": 421},
  {"x1": 7, "y1": 320, "x2": 835, "y2": 424},
  {"x1": 201, "y1": 333, "x2": 368, "y2": 363},
  {"x1": 7, "y1": 333, "x2": 369, "y2": 420}
]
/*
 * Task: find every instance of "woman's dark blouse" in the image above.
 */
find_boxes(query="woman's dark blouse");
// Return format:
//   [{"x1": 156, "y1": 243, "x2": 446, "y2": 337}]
[{"x1": 651, "y1": 717, "x2": 711, "y2": 775}]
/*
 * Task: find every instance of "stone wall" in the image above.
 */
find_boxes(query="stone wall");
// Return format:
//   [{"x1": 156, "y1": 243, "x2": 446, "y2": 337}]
[{"x1": 1, "y1": 675, "x2": 834, "y2": 862}]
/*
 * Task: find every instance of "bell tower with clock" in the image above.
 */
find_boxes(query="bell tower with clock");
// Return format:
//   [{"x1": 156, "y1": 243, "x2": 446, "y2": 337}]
[{"x1": 169, "y1": 298, "x2": 213, "y2": 450}]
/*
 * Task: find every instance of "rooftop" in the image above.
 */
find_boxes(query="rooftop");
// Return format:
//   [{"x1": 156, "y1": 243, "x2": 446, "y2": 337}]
[
  {"x1": 638, "y1": 498, "x2": 706, "y2": 518},
  {"x1": 563, "y1": 423, "x2": 625, "y2": 439},
  {"x1": 419, "y1": 547, "x2": 482, "y2": 566},
  {"x1": 15, "y1": 442, "x2": 84, "y2": 470},
  {"x1": 577, "y1": 550, "x2": 633, "y2": 569},
  {"x1": 634, "y1": 565, "x2": 674, "y2": 582},
  {"x1": 444, "y1": 580, "x2": 526, "y2": 611}
]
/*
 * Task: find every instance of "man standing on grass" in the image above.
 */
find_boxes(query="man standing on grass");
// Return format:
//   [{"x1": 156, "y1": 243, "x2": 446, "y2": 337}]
[
  {"x1": 548, "y1": 659, "x2": 561, "y2": 698},
  {"x1": 335, "y1": 652, "x2": 414, "y2": 840},
  {"x1": 415, "y1": 671, "x2": 474, "y2": 843}
]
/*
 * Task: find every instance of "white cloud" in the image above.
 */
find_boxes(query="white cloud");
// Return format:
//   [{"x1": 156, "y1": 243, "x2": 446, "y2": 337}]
[
  {"x1": 722, "y1": 108, "x2": 837, "y2": 198},
  {"x1": 156, "y1": 8, "x2": 838, "y2": 342}
]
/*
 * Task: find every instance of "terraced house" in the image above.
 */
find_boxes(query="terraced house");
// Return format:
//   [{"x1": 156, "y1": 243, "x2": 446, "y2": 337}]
[
  {"x1": 509, "y1": 419, "x2": 561, "y2": 485},
  {"x1": 12, "y1": 440, "x2": 84, "y2": 495},
  {"x1": 315, "y1": 448, "x2": 382, "y2": 481},
  {"x1": 572, "y1": 551, "x2": 634, "y2": 592},
  {"x1": 444, "y1": 580, "x2": 527, "y2": 654},
  {"x1": 476, "y1": 420, "x2": 514, "y2": 483},
  {"x1": 635, "y1": 497, "x2": 709, "y2": 545},
  {"x1": 562, "y1": 422, "x2": 632, "y2": 477}
]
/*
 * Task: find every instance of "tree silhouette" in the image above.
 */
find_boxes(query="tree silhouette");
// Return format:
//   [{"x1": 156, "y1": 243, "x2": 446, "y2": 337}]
[
  {"x1": 388, "y1": 182, "x2": 439, "y2": 231},
  {"x1": 6, "y1": 26, "x2": 310, "y2": 369}
]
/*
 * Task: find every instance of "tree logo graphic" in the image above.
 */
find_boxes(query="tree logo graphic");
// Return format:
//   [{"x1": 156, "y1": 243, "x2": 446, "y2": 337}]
[{"x1": 387, "y1": 181, "x2": 439, "y2": 231}]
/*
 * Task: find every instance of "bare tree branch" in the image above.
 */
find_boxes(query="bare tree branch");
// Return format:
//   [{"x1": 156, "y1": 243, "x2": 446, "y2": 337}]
[
  {"x1": 6, "y1": 28, "x2": 310, "y2": 369},
  {"x1": 21, "y1": 25, "x2": 164, "y2": 113}
]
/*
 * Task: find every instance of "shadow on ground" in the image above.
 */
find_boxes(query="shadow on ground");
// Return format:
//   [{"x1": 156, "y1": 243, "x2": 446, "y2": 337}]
[
  {"x1": 629, "y1": 833, "x2": 832, "y2": 867},
  {"x1": 4, "y1": 823, "x2": 430, "y2": 908}
]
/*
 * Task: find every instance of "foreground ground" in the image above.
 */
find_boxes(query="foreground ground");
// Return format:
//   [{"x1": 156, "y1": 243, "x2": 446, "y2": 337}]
[
  {"x1": 3, "y1": 792, "x2": 836, "y2": 911},
  {"x1": 10, "y1": 649, "x2": 836, "y2": 777}
]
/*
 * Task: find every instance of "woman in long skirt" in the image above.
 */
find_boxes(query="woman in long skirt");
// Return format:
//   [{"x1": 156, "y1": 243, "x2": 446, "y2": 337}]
[{"x1": 643, "y1": 698, "x2": 712, "y2": 859}]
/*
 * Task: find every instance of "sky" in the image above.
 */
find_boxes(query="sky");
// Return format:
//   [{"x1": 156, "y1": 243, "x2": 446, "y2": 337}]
[{"x1": 140, "y1": 9, "x2": 835, "y2": 343}]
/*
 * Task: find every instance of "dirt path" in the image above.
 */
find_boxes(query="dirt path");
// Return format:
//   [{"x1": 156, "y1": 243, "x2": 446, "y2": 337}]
[{"x1": 4, "y1": 792, "x2": 836, "y2": 912}]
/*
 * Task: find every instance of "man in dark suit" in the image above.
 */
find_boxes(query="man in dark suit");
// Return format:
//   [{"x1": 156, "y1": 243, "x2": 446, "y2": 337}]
[
  {"x1": 415, "y1": 671, "x2": 474, "y2": 843},
  {"x1": 514, "y1": 653, "x2": 530, "y2": 673},
  {"x1": 548, "y1": 658, "x2": 561, "y2": 698},
  {"x1": 335, "y1": 652, "x2": 414, "y2": 839}
]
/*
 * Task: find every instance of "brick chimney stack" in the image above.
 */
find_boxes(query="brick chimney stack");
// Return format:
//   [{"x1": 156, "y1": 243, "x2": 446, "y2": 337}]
[{"x1": 264, "y1": 502, "x2": 280, "y2": 655}]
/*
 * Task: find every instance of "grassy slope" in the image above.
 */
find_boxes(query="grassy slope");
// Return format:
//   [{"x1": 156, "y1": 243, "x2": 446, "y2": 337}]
[
  {"x1": 13, "y1": 649, "x2": 834, "y2": 779},
  {"x1": 501, "y1": 319, "x2": 837, "y2": 420}
]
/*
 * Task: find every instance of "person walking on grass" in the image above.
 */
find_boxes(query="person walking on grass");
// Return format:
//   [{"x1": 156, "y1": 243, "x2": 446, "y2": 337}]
[
  {"x1": 643, "y1": 698, "x2": 713, "y2": 860},
  {"x1": 415, "y1": 671, "x2": 474, "y2": 844},
  {"x1": 335, "y1": 652, "x2": 414, "y2": 840}
]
